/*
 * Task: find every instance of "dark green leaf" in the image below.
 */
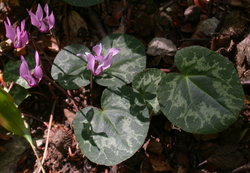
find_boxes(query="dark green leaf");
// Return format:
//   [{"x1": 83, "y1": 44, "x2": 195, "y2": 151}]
[
  {"x1": 158, "y1": 46, "x2": 244, "y2": 134},
  {"x1": 73, "y1": 86, "x2": 149, "y2": 165},
  {"x1": 51, "y1": 44, "x2": 91, "y2": 90},
  {"x1": 132, "y1": 68, "x2": 165, "y2": 115}
]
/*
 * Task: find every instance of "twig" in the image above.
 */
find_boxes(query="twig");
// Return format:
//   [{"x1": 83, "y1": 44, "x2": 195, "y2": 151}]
[
  {"x1": 38, "y1": 99, "x2": 57, "y2": 172},
  {"x1": 232, "y1": 162, "x2": 250, "y2": 173}
]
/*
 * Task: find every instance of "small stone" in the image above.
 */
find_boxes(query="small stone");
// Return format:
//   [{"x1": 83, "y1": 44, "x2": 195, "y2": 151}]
[
  {"x1": 147, "y1": 37, "x2": 177, "y2": 56},
  {"x1": 197, "y1": 17, "x2": 220, "y2": 36}
]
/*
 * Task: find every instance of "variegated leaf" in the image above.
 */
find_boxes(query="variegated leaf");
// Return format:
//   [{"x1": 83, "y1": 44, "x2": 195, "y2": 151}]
[
  {"x1": 73, "y1": 86, "x2": 149, "y2": 166},
  {"x1": 132, "y1": 68, "x2": 166, "y2": 115},
  {"x1": 158, "y1": 46, "x2": 244, "y2": 134},
  {"x1": 51, "y1": 44, "x2": 90, "y2": 90},
  {"x1": 95, "y1": 34, "x2": 146, "y2": 87}
]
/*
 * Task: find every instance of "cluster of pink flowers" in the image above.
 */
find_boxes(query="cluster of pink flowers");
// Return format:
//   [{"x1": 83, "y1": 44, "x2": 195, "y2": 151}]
[
  {"x1": 5, "y1": 3, "x2": 120, "y2": 87},
  {"x1": 77, "y1": 43, "x2": 120, "y2": 76},
  {"x1": 4, "y1": 3, "x2": 55, "y2": 87}
]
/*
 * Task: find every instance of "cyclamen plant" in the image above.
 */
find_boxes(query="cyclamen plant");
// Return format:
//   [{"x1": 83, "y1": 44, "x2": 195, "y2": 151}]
[
  {"x1": 2, "y1": 1, "x2": 245, "y2": 168},
  {"x1": 4, "y1": 3, "x2": 55, "y2": 88},
  {"x1": 49, "y1": 34, "x2": 244, "y2": 166},
  {"x1": 28, "y1": 3, "x2": 55, "y2": 33},
  {"x1": 4, "y1": 17, "x2": 28, "y2": 49}
]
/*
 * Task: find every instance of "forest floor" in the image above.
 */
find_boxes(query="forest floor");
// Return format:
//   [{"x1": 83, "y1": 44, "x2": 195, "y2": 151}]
[{"x1": 0, "y1": 0, "x2": 250, "y2": 173}]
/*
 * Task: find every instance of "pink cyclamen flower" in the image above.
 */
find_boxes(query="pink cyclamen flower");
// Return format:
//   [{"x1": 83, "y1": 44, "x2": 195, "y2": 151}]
[
  {"x1": 19, "y1": 51, "x2": 43, "y2": 87},
  {"x1": 28, "y1": 3, "x2": 55, "y2": 33},
  {"x1": 77, "y1": 43, "x2": 120, "y2": 76},
  {"x1": 4, "y1": 17, "x2": 28, "y2": 49}
]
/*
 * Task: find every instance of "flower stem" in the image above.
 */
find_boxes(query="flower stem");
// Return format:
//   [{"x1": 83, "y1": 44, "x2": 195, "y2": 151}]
[
  {"x1": 24, "y1": 135, "x2": 45, "y2": 173},
  {"x1": 90, "y1": 73, "x2": 93, "y2": 106}
]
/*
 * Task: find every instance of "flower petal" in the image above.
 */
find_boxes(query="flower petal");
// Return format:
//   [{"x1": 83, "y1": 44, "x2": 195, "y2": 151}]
[
  {"x1": 92, "y1": 43, "x2": 102, "y2": 56},
  {"x1": 102, "y1": 53, "x2": 113, "y2": 70},
  {"x1": 28, "y1": 11, "x2": 40, "y2": 28},
  {"x1": 107, "y1": 48, "x2": 120, "y2": 57},
  {"x1": 39, "y1": 22, "x2": 48, "y2": 32},
  {"x1": 36, "y1": 4, "x2": 43, "y2": 20},
  {"x1": 4, "y1": 17, "x2": 15, "y2": 42},
  {"x1": 85, "y1": 53, "x2": 95, "y2": 73},
  {"x1": 48, "y1": 12, "x2": 55, "y2": 30},
  {"x1": 20, "y1": 19, "x2": 26, "y2": 31},
  {"x1": 20, "y1": 30, "x2": 29, "y2": 47},
  {"x1": 19, "y1": 55, "x2": 34, "y2": 85},
  {"x1": 44, "y1": 3, "x2": 49, "y2": 16},
  {"x1": 94, "y1": 66, "x2": 103, "y2": 76}
]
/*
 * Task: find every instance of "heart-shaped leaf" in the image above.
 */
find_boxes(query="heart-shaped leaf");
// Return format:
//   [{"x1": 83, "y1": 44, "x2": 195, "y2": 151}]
[
  {"x1": 158, "y1": 46, "x2": 244, "y2": 134},
  {"x1": 132, "y1": 68, "x2": 165, "y2": 115},
  {"x1": 95, "y1": 34, "x2": 146, "y2": 87},
  {"x1": 51, "y1": 44, "x2": 91, "y2": 90},
  {"x1": 61, "y1": 0, "x2": 103, "y2": 7},
  {"x1": 4, "y1": 54, "x2": 36, "y2": 89},
  {"x1": 73, "y1": 86, "x2": 149, "y2": 166}
]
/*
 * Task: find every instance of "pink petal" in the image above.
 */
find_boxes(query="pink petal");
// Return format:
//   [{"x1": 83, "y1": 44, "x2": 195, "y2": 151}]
[
  {"x1": 44, "y1": 3, "x2": 49, "y2": 16},
  {"x1": 39, "y1": 22, "x2": 47, "y2": 32},
  {"x1": 19, "y1": 55, "x2": 32, "y2": 81},
  {"x1": 35, "y1": 51, "x2": 40, "y2": 66},
  {"x1": 36, "y1": 4, "x2": 43, "y2": 20},
  {"x1": 4, "y1": 17, "x2": 15, "y2": 42},
  {"x1": 86, "y1": 54, "x2": 96, "y2": 73},
  {"x1": 48, "y1": 12, "x2": 55, "y2": 30},
  {"x1": 92, "y1": 43, "x2": 102, "y2": 56},
  {"x1": 20, "y1": 19, "x2": 26, "y2": 31},
  {"x1": 20, "y1": 30, "x2": 29, "y2": 47},
  {"x1": 33, "y1": 65, "x2": 43, "y2": 82},
  {"x1": 107, "y1": 48, "x2": 120, "y2": 57},
  {"x1": 94, "y1": 66, "x2": 103, "y2": 76},
  {"x1": 102, "y1": 53, "x2": 113, "y2": 70},
  {"x1": 29, "y1": 11, "x2": 40, "y2": 28}
]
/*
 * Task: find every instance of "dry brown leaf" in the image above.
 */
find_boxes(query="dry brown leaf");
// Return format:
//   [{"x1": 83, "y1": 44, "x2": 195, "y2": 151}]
[
  {"x1": 236, "y1": 34, "x2": 250, "y2": 79},
  {"x1": 63, "y1": 108, "x2": 76, "y2": 125}
]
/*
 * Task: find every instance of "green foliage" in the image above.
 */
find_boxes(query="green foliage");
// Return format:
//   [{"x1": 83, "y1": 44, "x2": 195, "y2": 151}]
[
  {"x1": 0, "y1": 87, "x2": 30, "y2": 137},
  {"x1": 4, "y1": 54, "x2": 36, "y2": 89},
  {"x1": 61, "y1": 0, "x2": 103, "y2": 7},
  {"x1": 96, "y1": 34, "x2": 146, "y2": 87},
  {"x1": 51, "y1": 34, "x2": 146, "y2": 89},
  {"x1": 9, "y1": 84, "x2": 30, "y2": 105},
  {"x1": 133, "y1": 68, "x2": 165, "y2": 115},
  {"x1": 73, "y1": 86, "x2": 149, "y2": 166},
  {"x1": 51, "y1": 44, "x2": 91, "y2": 90},
  {"x1": 157, "y1": 46, "x2": 244, "y2": 134}
]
